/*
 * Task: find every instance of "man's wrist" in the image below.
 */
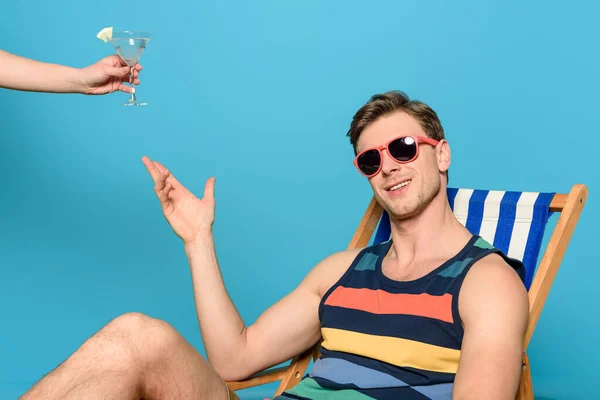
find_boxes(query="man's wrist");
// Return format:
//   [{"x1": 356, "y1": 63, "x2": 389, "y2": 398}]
[
  {"x1": 68, "y1": 67, "x2": 87, "y2": 94},
  {"x1": 183, "y1": 229, "x2": 214, "y2": 252}
]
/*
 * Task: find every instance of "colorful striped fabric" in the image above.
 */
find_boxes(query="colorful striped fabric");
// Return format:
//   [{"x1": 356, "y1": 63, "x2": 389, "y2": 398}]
[
  {"x1": 373, "y1": 188, "x2": 555, "y2": 289},
  {"x1": 275, "y1": 235, "x2": 526, "y2": 399}
]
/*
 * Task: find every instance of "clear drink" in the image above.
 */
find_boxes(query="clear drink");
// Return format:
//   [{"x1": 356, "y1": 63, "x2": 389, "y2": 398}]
[
  {"x1": 109, "y1": 31, "x2": 151, "y2": 106},
  {"x1": 112, "y1": 38, "x2": 149, "y2": 67}
]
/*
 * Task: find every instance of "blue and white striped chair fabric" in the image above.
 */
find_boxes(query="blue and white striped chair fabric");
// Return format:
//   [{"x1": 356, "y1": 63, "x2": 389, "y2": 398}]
[{"x1": 372, "y1": 188, "x2": 556, "y2": 290}]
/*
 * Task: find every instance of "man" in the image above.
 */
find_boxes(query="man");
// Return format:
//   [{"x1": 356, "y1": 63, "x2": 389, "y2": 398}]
[
  {"x1": 0, "y1": 50, "x2": 142, "y2": 95},
  {"x1": 20, "y1": 91, "x2": 529, "y2": 400}
]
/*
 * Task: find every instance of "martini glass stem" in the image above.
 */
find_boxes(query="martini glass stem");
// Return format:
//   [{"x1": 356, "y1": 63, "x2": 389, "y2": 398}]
[{"x1": 129, "y1": 66, "x2": 137, "y2": 103}]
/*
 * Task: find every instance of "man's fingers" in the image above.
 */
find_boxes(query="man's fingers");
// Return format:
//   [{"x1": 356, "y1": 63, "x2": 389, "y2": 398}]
[
  {"x1": 142, "y1": 156, "x2": 162, "y2": 183},
  {"x1": 153, "y1": 162, "x2": 173, "y2": 185},
  {"x1": 148, "y1": 160, "x2": 173, "y2": 202},
  {"x1": 144, "y1": 158, "x2": 176, "y2": 191},
  {"x1": 108, "y1": 54, "x2": 126, "y2": 67},
  {"x1": 154, "y1": 161, "x2": 184, "y2": 189},
  {"x1": 158, "y1": 182, "x2": 173, "y2": 204},
  {"x1": 122, "y1": 75, "x2": 140, "y2": 85},
  {"x1": 203, "y1": 177, "x2": 216, "y2": 200},
  {"x1": 154, "y1": 161, "x2": 168, "y2": 174},
  {"x1": 106, "y1": 65, "x2": 131, "y2": 78},
  {"x1": 143, "y1": 156, "x2": 173, "y2": 206},
  {"x1": 117, "y1": 83, "x2": 134, "y2": 93},
  {"x1": 154, "y1": 168, "x2": 170, "y2": 192},
  {"x1": 121, "y1": 70, "x2": 139, "y2": 82}
]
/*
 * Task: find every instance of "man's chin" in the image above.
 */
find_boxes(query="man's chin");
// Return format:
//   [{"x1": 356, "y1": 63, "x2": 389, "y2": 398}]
[{"x1": 386, "y1": 200, "x2": 424, "y2": 221}]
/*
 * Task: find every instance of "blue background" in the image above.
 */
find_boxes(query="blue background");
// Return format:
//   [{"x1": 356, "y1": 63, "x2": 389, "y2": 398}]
[{"x1": 1, "y1": 1, "x2": 597, "y2": 399}]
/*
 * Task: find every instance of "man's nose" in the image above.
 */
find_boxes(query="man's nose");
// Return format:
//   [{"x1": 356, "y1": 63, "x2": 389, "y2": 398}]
[{"x1": 380, "y1": 149, "x2": 401, "y2": 175}]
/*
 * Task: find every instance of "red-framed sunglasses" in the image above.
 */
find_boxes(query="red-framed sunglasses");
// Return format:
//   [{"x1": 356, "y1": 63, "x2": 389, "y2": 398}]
[{"x1": 353, "y1": 135, "x2": 440, "y2": 177}]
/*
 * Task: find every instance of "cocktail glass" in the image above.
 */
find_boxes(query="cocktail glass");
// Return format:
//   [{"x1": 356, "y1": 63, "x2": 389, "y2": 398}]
[{"x1": 110, "y1": 30, "x2": 151, "y2": 106}]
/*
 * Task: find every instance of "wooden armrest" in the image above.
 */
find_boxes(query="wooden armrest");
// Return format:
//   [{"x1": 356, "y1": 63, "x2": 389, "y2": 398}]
[
  {"x1": 226, "y1": 366, "x2": 290, "y2": 391},
  {"x1": 516, "y1": 353, "x2": 533, "y2": 400},
  {"x1": 226, "y1": 344, "x2": 318, "y2": 394},
  {"x1": 525, "y1": 184, "x2": 588, "y2": 348}
]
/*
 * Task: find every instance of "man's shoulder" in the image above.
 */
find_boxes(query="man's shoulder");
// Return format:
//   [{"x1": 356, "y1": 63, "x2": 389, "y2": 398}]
[
  {"x1": 468, "y1": 252, "x2": 524, "y2": 283},
  {"x1": 459, "y1": 253, "x2": 529, "y2": 325},
  {"x1": 313, "y1": 247, "x2": 365, "y2": 277},
  {"x1": 464, "y1": 252, "x2": 527, "y2": 293},
  {"x1": 306, "y1": 247, "x2": 365, "y2": 297},
  {"x1": 465, "y1": 237, "x2": 527, "y2": 285}
]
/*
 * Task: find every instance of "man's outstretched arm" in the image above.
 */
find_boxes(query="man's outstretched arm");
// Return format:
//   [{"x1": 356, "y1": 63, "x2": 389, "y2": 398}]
[
  {"x1": 0, "y1": 50, "x2": 141, "y2": 94},
  {"x1": 142, "y1": 156, "x2": 357, "y2": 382},
  {"x1": 453, "y1": 254, "x2": 529, "y2": 400}
]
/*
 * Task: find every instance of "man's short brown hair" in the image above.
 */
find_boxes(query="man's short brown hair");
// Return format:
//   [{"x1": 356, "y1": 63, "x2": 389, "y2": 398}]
[{"x1": 347, "y1": 90, "x2": 446, "y2": 154}]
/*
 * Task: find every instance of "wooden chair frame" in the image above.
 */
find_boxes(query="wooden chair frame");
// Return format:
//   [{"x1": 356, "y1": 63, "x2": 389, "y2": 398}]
[{"x1": 226, "y1": 184, "x2": 588, "y2": 399}]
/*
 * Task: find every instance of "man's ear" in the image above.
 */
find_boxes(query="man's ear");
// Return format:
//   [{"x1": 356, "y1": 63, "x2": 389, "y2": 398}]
[{"x1": 437, "y1": 140, "x2": 451, "y2": 173}]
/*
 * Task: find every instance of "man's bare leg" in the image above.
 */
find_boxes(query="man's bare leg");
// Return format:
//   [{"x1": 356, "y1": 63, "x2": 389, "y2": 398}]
[{"x1": 20, "y1": 312, "x2": 233, "y2": 400}]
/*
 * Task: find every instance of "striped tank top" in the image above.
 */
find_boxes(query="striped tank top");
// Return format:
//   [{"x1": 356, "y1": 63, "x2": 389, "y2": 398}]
[{"x1": 275, "y1": 234, "x2": 525, "y2": 400}]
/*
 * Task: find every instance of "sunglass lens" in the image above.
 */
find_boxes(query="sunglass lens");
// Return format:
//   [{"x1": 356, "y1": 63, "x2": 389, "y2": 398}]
[
  {"x1": 389, "y1": 136, "x2": 417, "y2": 162},
  {"x1": 357, "y1": 150, "x2": 381, "y2": 176}
]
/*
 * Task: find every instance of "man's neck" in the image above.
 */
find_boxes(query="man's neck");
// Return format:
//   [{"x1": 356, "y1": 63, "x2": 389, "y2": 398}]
[{"x1": 386, "y1": 193, "x2": 472, "y2": 272}]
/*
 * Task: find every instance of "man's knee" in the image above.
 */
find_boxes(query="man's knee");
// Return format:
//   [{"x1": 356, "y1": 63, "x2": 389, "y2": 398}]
[
  {"x1": 103, "y1": 312, "x2": 159, "y2": 337},
  {"x1": 100, "y1": 312, "x2": 181, "y2": 361}
]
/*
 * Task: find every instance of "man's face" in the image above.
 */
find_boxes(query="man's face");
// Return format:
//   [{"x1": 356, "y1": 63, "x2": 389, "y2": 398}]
[{"x1": 355, "y1": 111, "x2": 449, "y2": 220}]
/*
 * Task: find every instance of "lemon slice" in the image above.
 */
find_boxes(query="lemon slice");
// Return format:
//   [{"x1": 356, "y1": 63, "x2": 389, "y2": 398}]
[{"x1": 96, "y1": 27, "x2": 113, "y2": 42}]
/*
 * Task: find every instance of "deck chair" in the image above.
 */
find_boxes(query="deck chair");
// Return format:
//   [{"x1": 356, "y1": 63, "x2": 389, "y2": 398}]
[{"x1": 226, "y1": 183, "x2": 588, "y2": 400}]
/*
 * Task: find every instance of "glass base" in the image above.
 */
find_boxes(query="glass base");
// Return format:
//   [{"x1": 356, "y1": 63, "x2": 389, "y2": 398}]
[
  {"x1": 124, "y1": 100, "x2": 148, "y2": 106},
  {"x1": 124, "y1": 89, "x2": 146, "y2": 106}
]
